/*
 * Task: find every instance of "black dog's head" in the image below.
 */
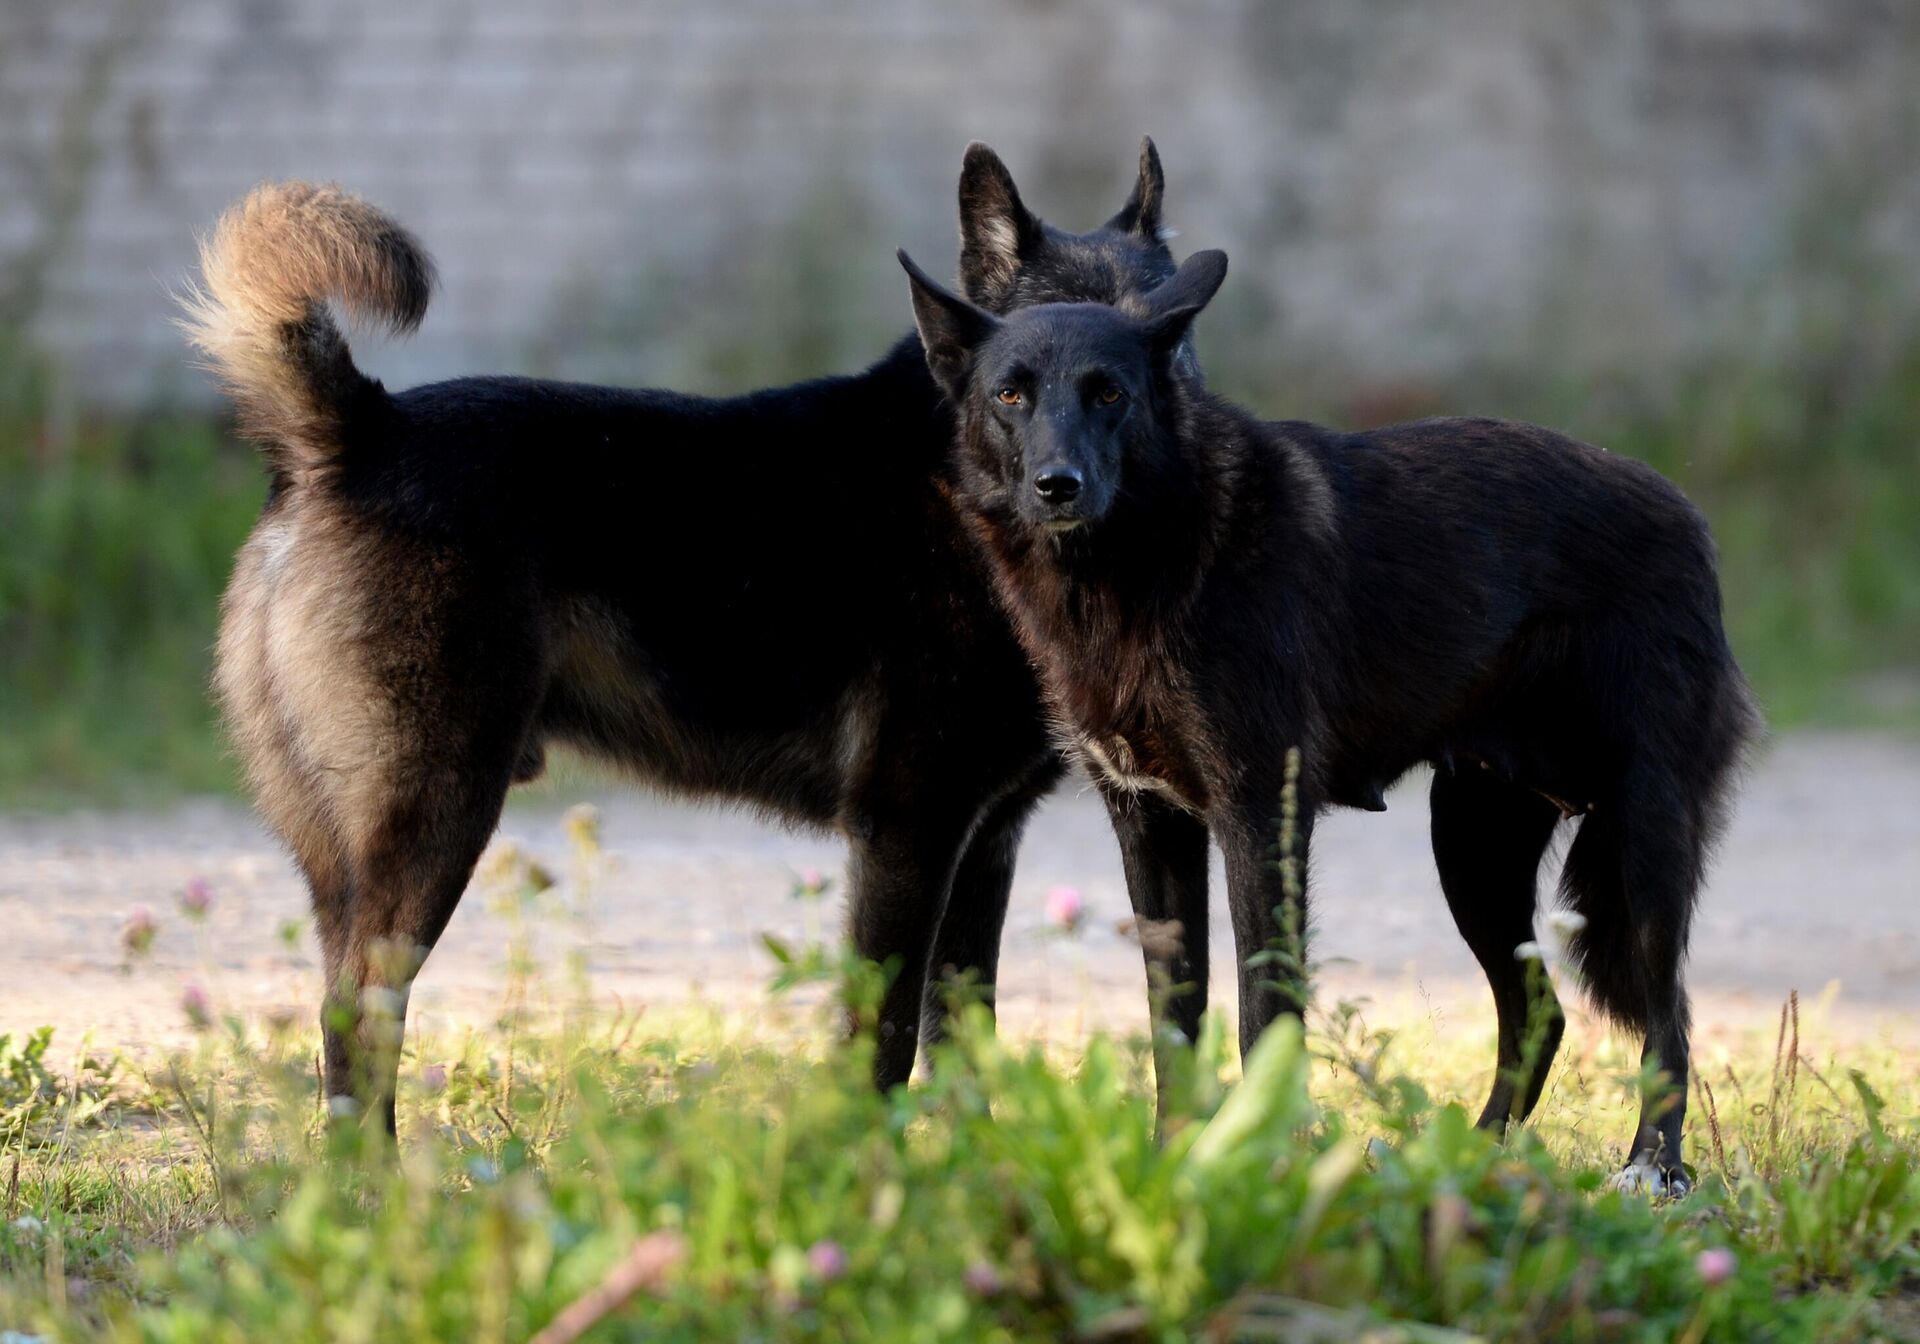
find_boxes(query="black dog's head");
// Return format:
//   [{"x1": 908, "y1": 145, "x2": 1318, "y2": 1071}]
[
  {"x1": 901, "y1": 248, "x2": 1228, "y2": 535},
  {"x1": 957, "y1": 138, "x2": 1178, "y2": 317}
]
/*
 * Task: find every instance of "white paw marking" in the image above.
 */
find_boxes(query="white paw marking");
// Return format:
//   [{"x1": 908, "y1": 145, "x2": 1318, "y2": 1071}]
[
  {"x1": 1608, "y1": 1160, "x2": 1667, "y2": 1197},
  {"x1": 1608, "y1": 1157, "x2": 1691, "y2": 1199}
]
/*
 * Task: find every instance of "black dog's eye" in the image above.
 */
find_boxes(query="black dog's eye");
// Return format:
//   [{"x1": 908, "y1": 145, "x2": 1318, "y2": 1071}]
[
  {"x1": 996, "y1": 388, "x2": 1023, "y2": 406},
  {"x1": 1096, "y1": 385, "x2": 1124, "y2": 406}
]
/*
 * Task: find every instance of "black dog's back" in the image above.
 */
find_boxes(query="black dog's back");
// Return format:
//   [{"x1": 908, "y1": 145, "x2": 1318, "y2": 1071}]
[
  {"x1": 1284, "y1": 415, "x2": 1754, "y2": 816},
  {"x1": 332, "y1": 343, "x2": 1000, "y2": 820}
]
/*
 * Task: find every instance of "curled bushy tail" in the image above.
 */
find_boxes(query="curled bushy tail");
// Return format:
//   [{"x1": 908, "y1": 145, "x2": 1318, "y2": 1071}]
[{"x1": 179, "y1": 182, "x2": 434, "y2": 474}]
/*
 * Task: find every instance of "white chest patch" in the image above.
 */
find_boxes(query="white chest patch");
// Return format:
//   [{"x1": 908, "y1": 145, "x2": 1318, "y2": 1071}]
[{"x1": 1077, "y1": 735, "x2": 1196, "y2": 810}]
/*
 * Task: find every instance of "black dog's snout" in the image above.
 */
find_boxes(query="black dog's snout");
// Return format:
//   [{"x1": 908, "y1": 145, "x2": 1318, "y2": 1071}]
[{"x1": 1034, "y1": 468, "x2": 1083, "y2": 504}]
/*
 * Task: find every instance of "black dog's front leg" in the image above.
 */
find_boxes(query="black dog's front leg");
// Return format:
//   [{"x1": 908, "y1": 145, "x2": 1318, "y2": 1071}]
[
  {"x1": 1103, "y1": 788, "x2": 1211, "y2": 1052},
  {"x1": 1217, "y1": 790, "x2": 1315, "y2": 1062}
]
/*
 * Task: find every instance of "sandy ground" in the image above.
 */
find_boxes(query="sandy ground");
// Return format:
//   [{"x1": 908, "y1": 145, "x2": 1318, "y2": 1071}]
[{"x1": 2, "y1": 732, "x2": 1916, "y2": 1061}]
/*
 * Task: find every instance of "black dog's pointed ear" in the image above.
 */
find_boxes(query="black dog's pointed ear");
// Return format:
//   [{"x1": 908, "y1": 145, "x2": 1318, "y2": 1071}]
[
  {"x1": 1144, "y1": 249, "x2": 1227, "y2": 356},
  {"x1": 1106, "y1": 137, "x2": 1166, "y2": 240},
  {"x1": 958, "y1": 142, "x2": 1045, "y2": 307},
  {"x1": 900, "y1": 249, "x2": 1001, "y2": 398}
]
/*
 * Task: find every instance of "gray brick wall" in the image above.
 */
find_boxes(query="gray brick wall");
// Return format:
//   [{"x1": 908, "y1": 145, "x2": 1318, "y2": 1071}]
[{"x1": 3, "y1": 0, "x2": 1915, "y2": 406}]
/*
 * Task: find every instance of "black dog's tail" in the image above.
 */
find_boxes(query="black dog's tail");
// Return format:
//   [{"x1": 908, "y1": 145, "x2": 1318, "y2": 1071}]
[
  {"x1": 179, "y1": 182, "x2": 434, "y2": 475},
  {"x1": 1559, "y1": 647, "x2": 1761, "y2": 1030},
  {"x1": 1558, "y1": 806, "x2": 1659, "y2": 1029}
]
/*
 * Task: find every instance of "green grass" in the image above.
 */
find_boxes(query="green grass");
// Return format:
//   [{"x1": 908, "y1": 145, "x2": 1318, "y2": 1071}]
[
  {"x1": 2, "y1": 922, "x2": 1918, "y2": 1342},
  {"x1": 2, "y1": 325, "x2": 1917, "y2": 806},
  {"x1": 0, "y1": 413, "x2": 263, "y2": 805}
]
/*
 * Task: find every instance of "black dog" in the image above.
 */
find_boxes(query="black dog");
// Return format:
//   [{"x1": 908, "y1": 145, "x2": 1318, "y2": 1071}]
[
  {"x1": 182, "y1": 142, "x2": 1183, "y2": 1129},
  {"x1": 901, "y1": 247, "x2": 1759, "y2": 1195}
]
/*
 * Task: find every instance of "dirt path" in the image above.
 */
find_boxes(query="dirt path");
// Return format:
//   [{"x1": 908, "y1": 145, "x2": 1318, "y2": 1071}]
[{"x1": 3, "y1": 732, "x2": 1916, "y2": 1058}]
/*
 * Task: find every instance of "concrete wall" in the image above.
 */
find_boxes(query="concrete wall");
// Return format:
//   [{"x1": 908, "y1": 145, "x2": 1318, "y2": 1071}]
[{"x1": 3, "y1": 0, "x2": 1915, "y2": 406}]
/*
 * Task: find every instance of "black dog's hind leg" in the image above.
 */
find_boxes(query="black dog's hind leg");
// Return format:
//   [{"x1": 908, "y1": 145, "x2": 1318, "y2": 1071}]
[
  {"x1": 1103, "y1": 789, "x2": 1211, "y2": 1117},
  {"x1": 919, "y1": 763, "x2": 1060, "y2": 1049},
  {"x1": 1561, "y1": 778, "x2": 1701, "y2": 1195},
  {"x1": 1620, "y1": 793, "x2": 1699, "y2": 1195},
  {"x1": 1430, "y1": 767, "x2": 1565, "y2": 1131},
  {"x1": 846, "y1": 804, "x2": 975, "y2": 1092}
]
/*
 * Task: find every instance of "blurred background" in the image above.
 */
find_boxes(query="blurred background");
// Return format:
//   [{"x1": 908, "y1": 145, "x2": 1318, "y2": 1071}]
[{"x1": 2, "y1": 0, "x2": 1917, "y2": 804}]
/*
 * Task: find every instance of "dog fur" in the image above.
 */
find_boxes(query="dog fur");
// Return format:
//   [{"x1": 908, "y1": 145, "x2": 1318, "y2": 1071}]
[
  {"x1": 902, "y1": 248, "x2": 1761, "y2": 1193},
  {"x1": 182, "y1": 143, "x2": 1181, "y2": 1129}
]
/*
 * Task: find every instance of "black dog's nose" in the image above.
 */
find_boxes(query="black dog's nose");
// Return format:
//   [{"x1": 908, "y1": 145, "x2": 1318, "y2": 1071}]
[{"x1": 1034, "y1": 468, "x2": 1083, "y2": 504}]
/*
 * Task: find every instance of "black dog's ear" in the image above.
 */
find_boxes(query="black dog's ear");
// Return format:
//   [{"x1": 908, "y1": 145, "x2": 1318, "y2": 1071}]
[
  {"x1": 957, "y1": 142, "x2": 1044, "y2": 307},
  {"x1": 900, "y1": 249, "x2": 1002, "y2": 398},
  {"x1": 1144, "y1": 249, "x2": 1227, "y2": 357},
  {"x1": 1106, "y1": 137, "x2": 1166, "y2": 240}
]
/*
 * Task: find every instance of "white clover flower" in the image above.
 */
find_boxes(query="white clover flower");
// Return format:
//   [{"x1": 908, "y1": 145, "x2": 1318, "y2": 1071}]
[
  {"x1": 1513, "y1": 940, "x2": 1548, "y2": 962},
  {"x1": 1544, "y1": 910, "x2": 1588, "y2": 939},
  {"x1": 561, "y1": 802, "x2": 602, "y2": 851}
]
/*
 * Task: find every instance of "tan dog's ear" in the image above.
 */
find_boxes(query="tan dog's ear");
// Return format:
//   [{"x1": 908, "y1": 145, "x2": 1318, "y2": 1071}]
[{"x1": 957, "y1": 142, "x2": 1044, "y2": 307}]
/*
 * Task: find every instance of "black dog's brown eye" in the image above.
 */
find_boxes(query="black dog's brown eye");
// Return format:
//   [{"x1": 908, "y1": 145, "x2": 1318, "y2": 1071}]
[
  {"x1": 997, "y1": 388, "x2": 1023, "y2": 406},
  {"x1": 1097, "y1": 385, "x2": 1124, "y2": 406}
]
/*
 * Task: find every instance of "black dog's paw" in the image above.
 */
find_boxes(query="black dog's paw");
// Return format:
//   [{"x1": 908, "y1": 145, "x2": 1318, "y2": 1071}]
[{"x1": 1607, "y1": 1155, "x2": 1692, "y2": 1199}]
